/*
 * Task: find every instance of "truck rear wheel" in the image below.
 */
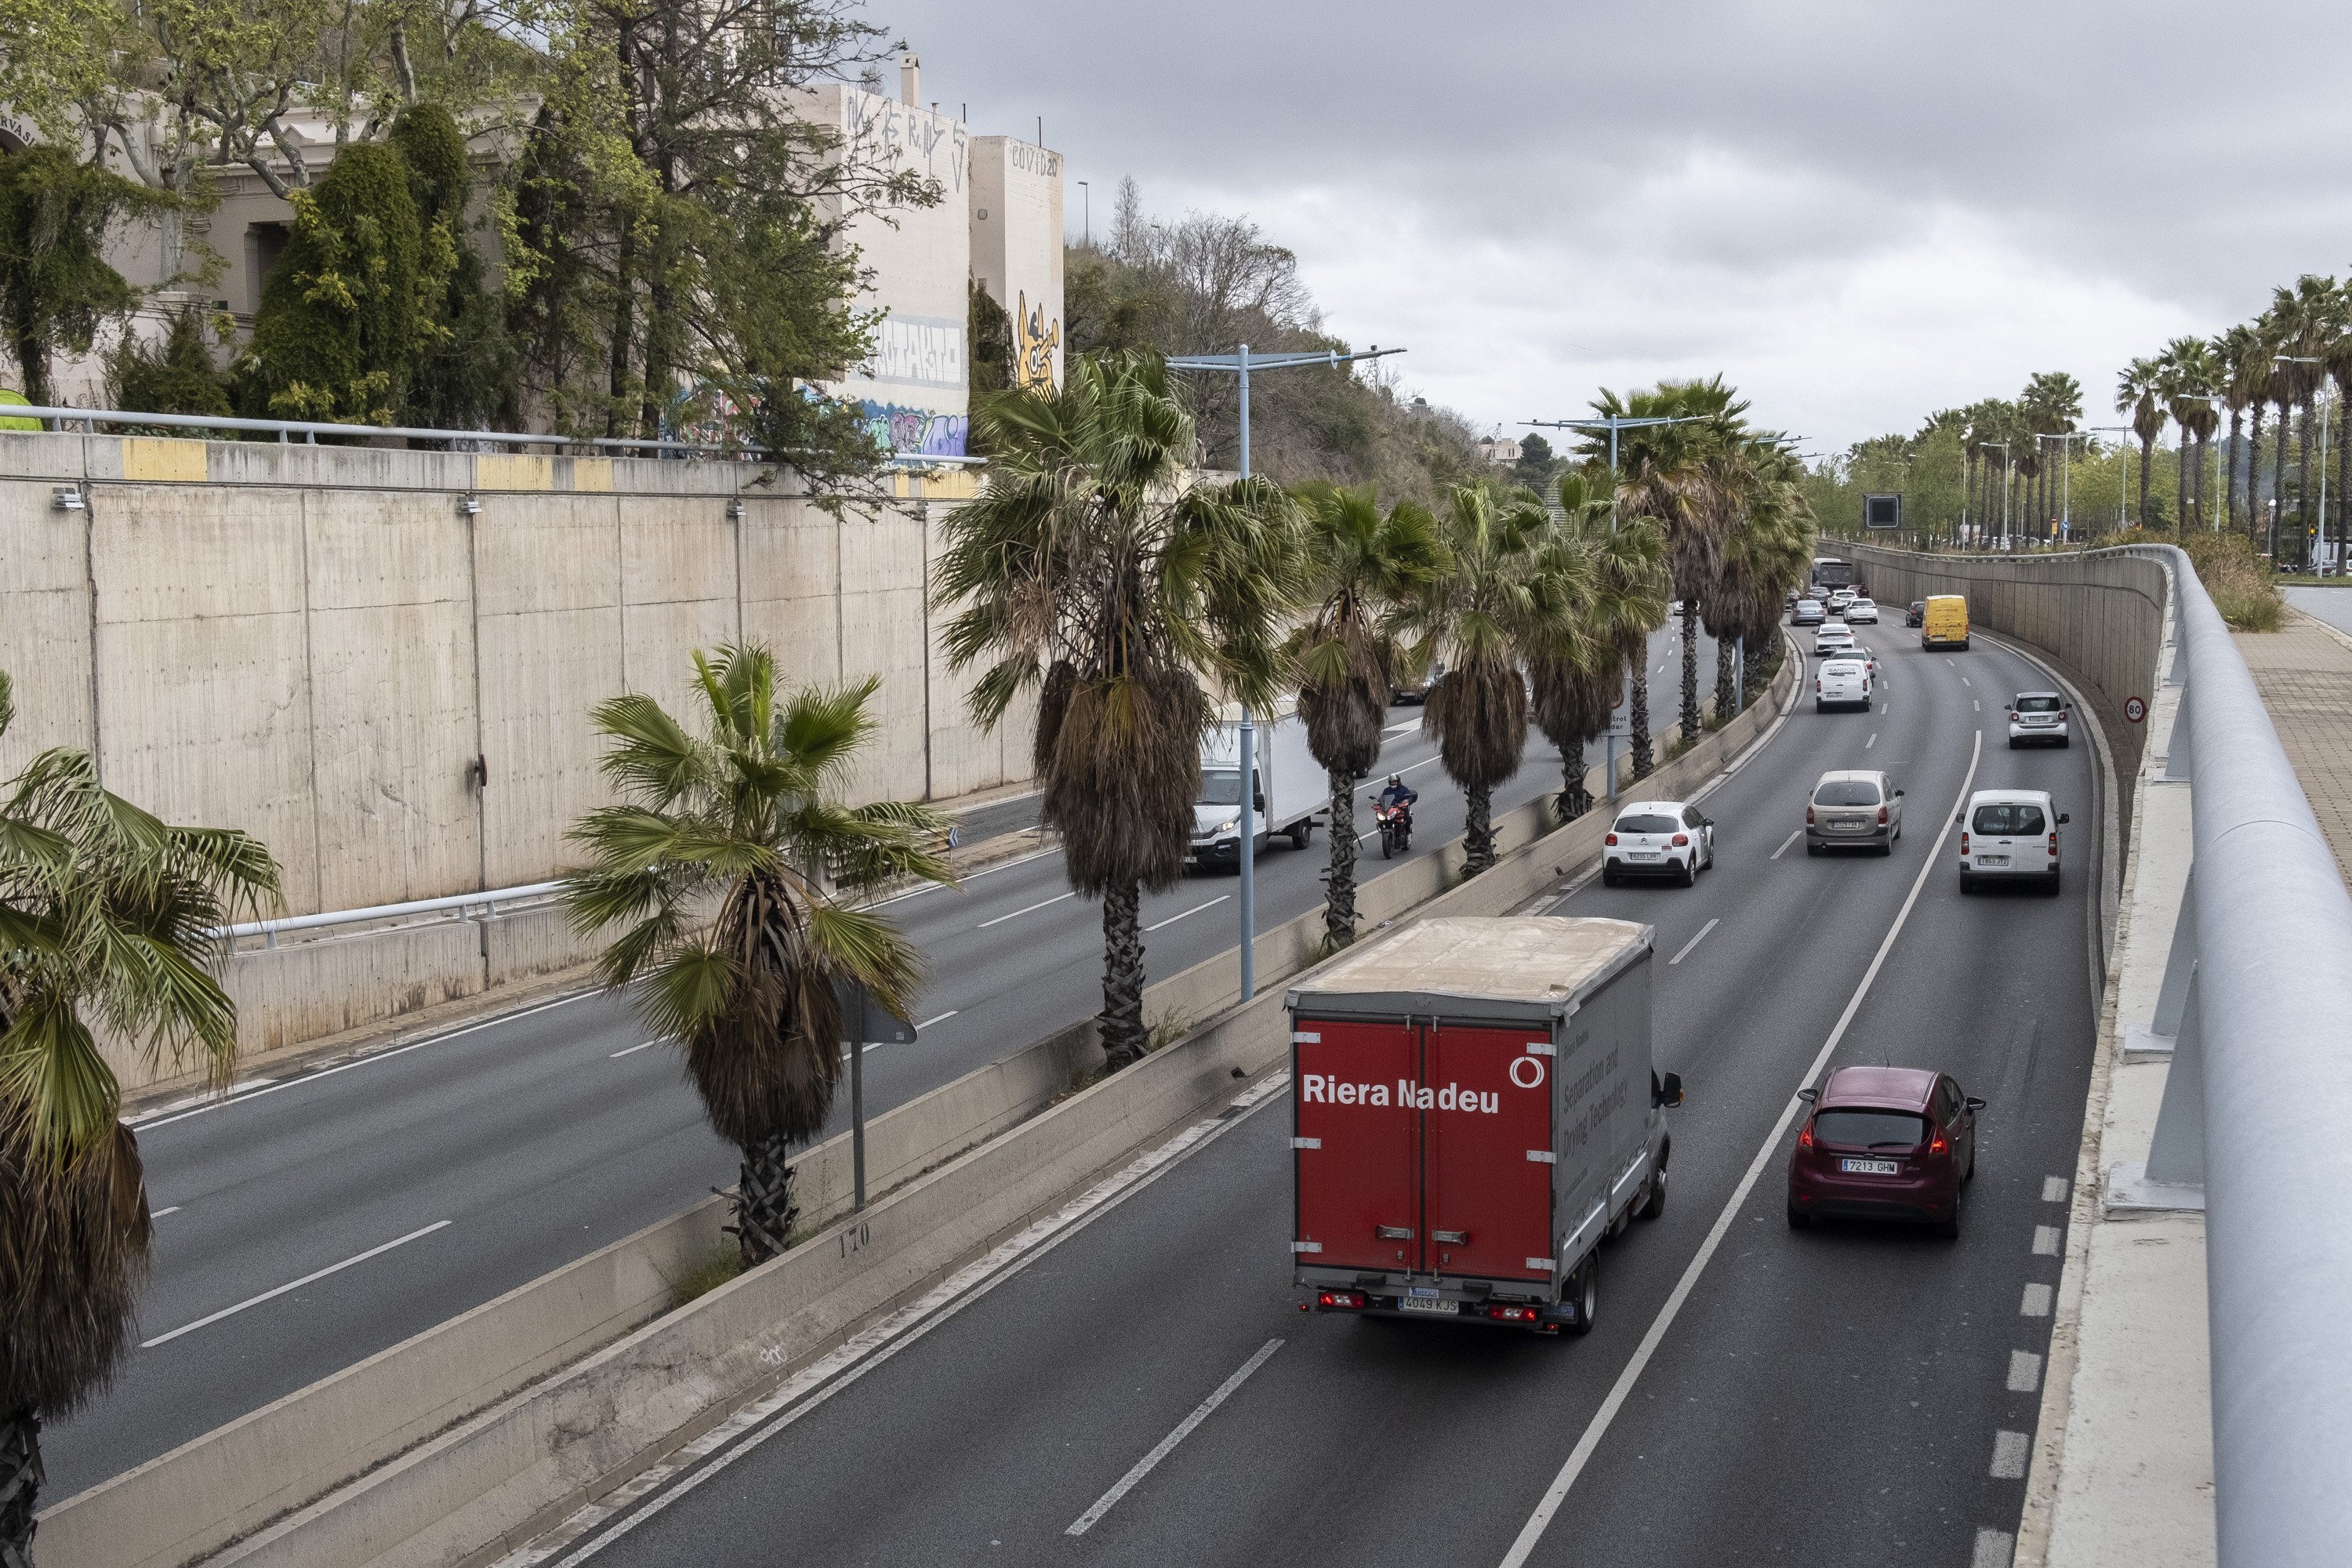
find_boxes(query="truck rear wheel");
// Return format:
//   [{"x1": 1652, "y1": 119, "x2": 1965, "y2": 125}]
[
  {"x1": 1566, "y1": 1254, "x2": 1597, "y2": 1336},
  {"x1": 1290, "y1": 820, "x2": 1312, "y2": 849},
  {"x1": 1639, "y1": 1166, "x2": 1667, "y2": 1220}
]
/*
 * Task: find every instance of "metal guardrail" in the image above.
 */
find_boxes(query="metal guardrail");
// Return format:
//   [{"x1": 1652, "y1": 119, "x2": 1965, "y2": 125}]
[
  {"x1": 0, "y1": 401, "x2": 986, "y2": 467},
  {"x1": 224, "y1": 881, "x2": 564, "y2": 947},
  {"x1": 2118, "y1": 543, "x2": 2352, "y2": 1565}
]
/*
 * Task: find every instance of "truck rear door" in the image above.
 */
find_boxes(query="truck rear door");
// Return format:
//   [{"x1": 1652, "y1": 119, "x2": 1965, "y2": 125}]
[
  {"x1": 1294, "y1": 1018, "x2": 1421, "y2": 1272},
  {"x1": 1424, "y1": 1022, "x2": 1555, "y2": 1280}
]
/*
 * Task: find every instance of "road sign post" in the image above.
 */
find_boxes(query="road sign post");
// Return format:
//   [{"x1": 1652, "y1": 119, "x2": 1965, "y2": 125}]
[{"x1": 835, "y1": 979, "x2": 918, "y2": 1210}]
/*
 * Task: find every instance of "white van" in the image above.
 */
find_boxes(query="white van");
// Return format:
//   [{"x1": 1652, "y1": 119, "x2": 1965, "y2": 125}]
[
  {"x1": 1815, "y1": 658, "x2": 1871, "y2": 712},
  {"x1": 1958, "y1": 789, "x2": 2068, "y2": 895}
]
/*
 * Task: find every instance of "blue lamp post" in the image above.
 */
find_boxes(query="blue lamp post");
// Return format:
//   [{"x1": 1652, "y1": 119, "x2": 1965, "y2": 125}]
[{"x1": 1165, "y1": 343, "x2": 1406, "y2": 1003}]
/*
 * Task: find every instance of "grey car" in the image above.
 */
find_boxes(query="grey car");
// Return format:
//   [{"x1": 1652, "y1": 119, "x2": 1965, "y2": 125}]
[{"x1": 1806, "y1": 770, "x2": 1904, "y2": 856}]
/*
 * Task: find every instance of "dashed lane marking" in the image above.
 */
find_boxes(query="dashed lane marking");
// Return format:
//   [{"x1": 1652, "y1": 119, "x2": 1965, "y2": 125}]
[
  {"x1": 2007, "y1": 1350, "x2": 2042, "y2": 1392},
  {"x1": 2020, "y1": 1283, "x2": 2053, "y2": 1317},
  {"x1": 1770, "y1": 828, "x2": 1802, "y2": 860},
  {"x1": 143, "y1": 1221, "x2": 453, "y2": 1348},
  {"x1": 1668, "y1": 919, "x2": 1719, "y2": 966},
  {"x1": 1145, "y1": 895, "x2": 1229, "y2": 933},
  {"x1": 1973, "y1": 1527, "x2": 2017, "y2": 1567},
  {"x1": 610, "y1": 1041, "x2": 658, "y2": 1058},
  {"x1": 1989, "y1": 1429, "x2": 2031, "y2": 1479},
  {"x1": 976, "y1": 890, "x2": 1077, "y2": 929},
  {"x1": 2042, "y1": 1176, "x2": 2070, "y2": 1203},
  {"x1": 1065, "y1": 1338, "x2": 1285, "y2": 1536},
  {"x1": 2032, "y1": 1225, "x2": 2060, "y2": 1255}
]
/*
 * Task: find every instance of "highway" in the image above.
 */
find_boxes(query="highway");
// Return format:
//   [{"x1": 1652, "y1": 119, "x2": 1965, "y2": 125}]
[
  {"x1": 49, "y1": 626, "x2": 1722, "y2": 1496},
  {"x1": 503, "y1": 624, "x2": 2102, "y2": 1568}
]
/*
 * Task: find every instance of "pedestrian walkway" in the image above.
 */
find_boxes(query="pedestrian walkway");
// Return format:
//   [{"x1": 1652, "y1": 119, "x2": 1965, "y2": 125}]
[{"x1": 2238, "y1": 611, "x2": 2352, "y2": 884}]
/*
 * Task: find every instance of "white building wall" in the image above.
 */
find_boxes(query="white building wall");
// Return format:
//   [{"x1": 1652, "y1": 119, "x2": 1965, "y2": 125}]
[{"x1": 969, "y1": 136, "x2": 1065, "y2": 392}]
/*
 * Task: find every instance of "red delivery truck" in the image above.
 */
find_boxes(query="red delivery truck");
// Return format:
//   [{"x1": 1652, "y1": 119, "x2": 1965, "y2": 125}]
[{"x1": 1287, "y1": 916, "x2": 1681, "y2": 1334}]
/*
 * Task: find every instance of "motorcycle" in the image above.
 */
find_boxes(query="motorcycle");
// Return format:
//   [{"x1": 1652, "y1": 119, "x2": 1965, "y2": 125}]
[{"x1": 1373, "y1": 799, "x2": 1414, "y2": 859}]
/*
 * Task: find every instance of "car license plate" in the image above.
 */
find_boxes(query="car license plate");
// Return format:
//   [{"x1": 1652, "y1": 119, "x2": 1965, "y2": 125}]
[
  {"x1": 1629, "y1": 851, "x2": 1661, "y2": 861},
  {"x1": 1979, "y1": 855, "x2": 2009, "y2": 867},
  {"x1": 1831, "y1": 822, "x2": 1863, "y2": 833},
  {"x1": 1839, "y1": 1158, "x2": 1900, "y2": 1175},
  {"x1": 1396, "y1": 1295, "x2": 1458, "y2": 1316}
]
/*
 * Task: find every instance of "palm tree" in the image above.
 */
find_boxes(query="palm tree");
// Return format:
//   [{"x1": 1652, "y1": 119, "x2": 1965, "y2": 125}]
[
  {"x1": 1704, "y1": 445, "x2": 1812, "y2": 713},
  {"x1": 2272, "y1": 277, "x2": 2336, "y2": 567},
  {"x1": 2020, "y1": 372, "x2": 2083, "y2": 539},
  {"x1": 2326, "y1": 282, "x2": 2352, "y2": 565},
  {"x1": 1, "y1": 670, "x2": 281, "y2": 1565},
  {"x1": 562, "y1": 646, "x2": 955, "y2": 1265},
  {"x1": 932, "y1": 350, "x2": 1298, "y2": 1069},
  {"x1": 2117, "y1": 358, "x2": 2166, "y2": 527},
  {"x1": 1527, "y1": 473, "x2": 1667, "y2": 824},
  {"x1": 1406, "y1": 484, "x2": 1583, "y2": 874},
  {"x1": 1287, "y1": 482, "x2": 1447, "y2": 949},
  {"x1": 2216, "y1": 323, "x2": 2266, "y2": 534}
]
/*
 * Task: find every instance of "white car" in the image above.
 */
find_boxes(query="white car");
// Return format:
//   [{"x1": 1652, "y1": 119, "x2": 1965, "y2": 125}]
[
  {"x1": 1602, "y1": 799, "x2": 1715, "y2": 887},
  {"x1": 1808, "y1": 770, "x2": 1904, "y2": 855},
  {"x1": 1813, "y1": 626, "x2": 1857, "y2": 658},
  {"x1": 2006, "y1": 691, "x2": 2071, "y2": 749},
  {"x1": 1958, "y1": 789, "x2": 2067, "y2": 894},
  {"x1": 1826, "y1": 589, "x2": 1857, "y2": 615},
  {"x1": 1816, "y1": 657, "x2": 1872, "y2": 711},
  {"x1": 1845, "y1": 597, "x2": 1880, "y2": 625}
]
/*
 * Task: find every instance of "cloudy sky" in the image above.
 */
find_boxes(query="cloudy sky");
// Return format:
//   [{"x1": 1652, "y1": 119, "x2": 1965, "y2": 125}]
[{"x1": 876, "y1": 0, "x2": 2350, "y2": 455}]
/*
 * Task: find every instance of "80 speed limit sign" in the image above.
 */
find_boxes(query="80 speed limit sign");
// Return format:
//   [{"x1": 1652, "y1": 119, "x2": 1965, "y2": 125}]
[{"x1": 2125, "y1": 696, "x2": 2147, "y2": 723}]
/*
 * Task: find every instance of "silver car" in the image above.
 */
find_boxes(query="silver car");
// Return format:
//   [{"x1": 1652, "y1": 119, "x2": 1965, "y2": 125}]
[
  {"x1": 1806, "y1": 770, "x2": 1904, "y2": 856},
  {"x1": 2005, "y1": 691, "x2": 2070, "y2": 748}
]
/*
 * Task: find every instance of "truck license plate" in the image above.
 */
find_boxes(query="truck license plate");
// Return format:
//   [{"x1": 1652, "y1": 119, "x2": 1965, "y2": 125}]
[
  {"x1": 1396, "y1": 1295, "x2": 1459, "y2": 1316},
  {"x1": 1979, "y1": 856, "x2": 2008, "y2": 867},
  {"x1": 1839, "y1": 1158, "x2": 1899, "y2": 1175}
]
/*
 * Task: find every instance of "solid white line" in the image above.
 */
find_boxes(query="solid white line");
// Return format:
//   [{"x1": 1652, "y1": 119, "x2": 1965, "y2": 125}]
[
  {"x1": 1145, "y1": 895, "x2": 1229, "y2": 933},
  {"x1": 142, "y1": 1221, "x2": 452, "y2": 1348},
  {"x1": 609, "y1": 1040, "x2": 659, "y2": 1058},
  {"x1": 1769, "y1": 828, "x2": 1802, "y2": 860},
  {"x1": 151, "y1": 1207, "x2": 182, "y2": 1218},
  {"x1": 1667, "y1": 918, "x2": 1719, "y2": 966},
  {"x1": 1496, "y1": 729, "x2": 1982, "y2": 1568},
  {"x1": 976, "y1": 890, "x2": 1077, "y2": 929},
  {"x1": 1065, "y1": 1338, "x2": 1285, "y2": 1536},
  {"x1": 509, "y1": 1076, "x2": 1291, "y2": 1568},
  {"x1": 915, "y1": 1011, "x2": 958, "y2": 1031},
  {"x1": 133, "y1": 990, "x2": 596, "y2": 1131}
]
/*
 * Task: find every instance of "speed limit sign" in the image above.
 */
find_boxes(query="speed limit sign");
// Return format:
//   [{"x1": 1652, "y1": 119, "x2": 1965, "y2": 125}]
[{"x1": 2125, "y1": 696, "x2": 2147, "y2": 724}]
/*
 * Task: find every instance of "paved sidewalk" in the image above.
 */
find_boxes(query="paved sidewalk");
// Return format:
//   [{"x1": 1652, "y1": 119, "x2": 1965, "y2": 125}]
[{"x1": 2238, "y1": 612, "x2": 2352, "y2": 884}]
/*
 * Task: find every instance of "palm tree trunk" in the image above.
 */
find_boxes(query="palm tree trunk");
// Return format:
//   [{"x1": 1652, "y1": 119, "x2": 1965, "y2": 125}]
[
  {"x1": 1323, "y1": 768, "x2": 1359, "y2": 948},
  {"x1": 2335, "y1": 392, "x2": 2349, "y2": 570},
  {"x1": 1464, "y1": 780, "x2": 1496, "y2": 874},
  {"x1": 2138, "y1": 439, "x2": 2155, "y2": 527},
  {"x1": 2248, "y1": 401, "x2": 2267, "y2": 540},
  {"x1": 2299, "y1": 397, "x2": 2316, "y2": 568},
  {"x1": 2176, "y1": 436, "x2": 2190, "y2": 533},
  {"x1": 1678, "y1": 602, "x2": 1700, "y2": 739},
  {"x1": 1713, "y1": 633, "x2": 1736, "y2": 723},
  {"x1": 2225, "y1": 409, "x2": 2243, "y2": 532},
  {"x1": 1628, "y1": 671, "x2": 1653, "y2": 779},
  {"x1": 735, "y1": 1130, "x2": 796, "y2": 1266},
  {"x1": 1, "y1": 1408, "x2": 39, "y2": 1568},
  {"x1": 1099, "y1": 881, "x2": 1147, "y2": 1069},
  {"x1": 1556, "y1": 740, "x2": 1589, "y2": 825},
  {"x1": 1965, "y1": 451, "x2": 1979, "y2": 543},
  {"x1": 1743, "y1": 634, "x2": 1773, "y2": 701}
]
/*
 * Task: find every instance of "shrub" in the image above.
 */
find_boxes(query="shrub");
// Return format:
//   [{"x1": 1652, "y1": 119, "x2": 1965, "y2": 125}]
[
  {"x1": 2182, "y1": 530, "x2": 2285, "y2": 632},
  {"x1": 108, "y1": 306, "x2": 233, "y2": 420}
]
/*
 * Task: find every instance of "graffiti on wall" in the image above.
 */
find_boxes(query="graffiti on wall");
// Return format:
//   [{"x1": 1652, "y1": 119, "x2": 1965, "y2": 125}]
[
  {"x1": 844, "y1": 90, "x2": 967, "y2": 195},
  {"x1": 1014, "y1": 290, "x2": 1061, "y2": 393},
  {"x1": 863, "y1": 401, "x2": 968, "y2": 459}
]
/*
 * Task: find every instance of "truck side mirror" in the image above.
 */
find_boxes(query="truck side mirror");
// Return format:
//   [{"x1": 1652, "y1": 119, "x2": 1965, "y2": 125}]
[
  {"x1": 1796, "y1": 1087, "x2": 1818, "y2": 1103},
  {"x1": 1254, "y1": 793, "x2": 1266, "y2": 813},
  {"x1": 1656, "y1": 1072, "x2": 1683, "y2": 1109},
  {"x1": 1893, "y1": 789, "x2": 1904, "y2": 797}
]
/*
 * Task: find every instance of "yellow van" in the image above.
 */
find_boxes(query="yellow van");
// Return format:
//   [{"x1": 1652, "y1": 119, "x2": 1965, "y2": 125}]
[{"x1": 1922, "y1": 595, "x2": 1969, "y2": 651}]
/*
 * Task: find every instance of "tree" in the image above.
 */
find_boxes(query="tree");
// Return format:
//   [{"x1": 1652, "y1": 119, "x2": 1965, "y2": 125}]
[
  {"x1": 0, "y1": 669, "x2": 281, "y2": 1566},
  {"x1": 107, "y1": 304, "x2": 233, "y2": 419},
  {"x1": 0, "y1": 146, "x2": 154, "y2": 408},
  {"x1": 2117, "y1": 358, "x2": 2166, "y2": 528},
  {"x1": 1406, "y1": 484, "x2": 1583, "y2": 874},
  {"x1": 2270, "y1": 277, "x2": 2336, "y2": 566},
  {"x1": 1287, "y1": 483, "x2": 1447, "y2": 948},
  {"x1": 932, "y1": 352, "x2": 1298, "y2": 1069},
  {"x1": 1514, "y1": 431, "x2": 1558, "y2": 490},
  {"x1": 2216, "y1": 322, "x2": 2267, "y2": 535},
  {"x1": 1703, "y1": 444, "x2": 1812, "y2": 716},
  {"x1": 2160, "y1": 339, "x2": 2221, "y2": 531},
  {"x1": 970, "y1": 279, "x2": 1015, "y2": 396},
  {"x1": 1528, "y1": 473, "x2": 1666, "y2": 824},
  {"x1": 561, "y1": 645, "x2": 953, "y2": 1266}
]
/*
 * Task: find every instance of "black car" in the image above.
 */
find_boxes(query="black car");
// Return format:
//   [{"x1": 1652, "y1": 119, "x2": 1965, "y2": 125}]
[{"x1": 1904, "y1": 601, "x2": 1926, "y2": 627}]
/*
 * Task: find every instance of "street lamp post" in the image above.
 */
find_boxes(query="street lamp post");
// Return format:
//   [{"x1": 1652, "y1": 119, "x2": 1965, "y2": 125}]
[
  {"x1": 2077, "y1": 426, "x2": 2132, "y2": 535},
  {"x1": 1523, "y1": 414, "x2": 1715, "y2": 524},
  {"x1": 1979, "y1": 441, "x2": 2011, "y2": 548},
  {"x1": 1165, "y1": 343, "x2": 1406, "y2": 1002},
  {"x1": 2038, "y1": 431, "x2": 2100, "y2": 543}
]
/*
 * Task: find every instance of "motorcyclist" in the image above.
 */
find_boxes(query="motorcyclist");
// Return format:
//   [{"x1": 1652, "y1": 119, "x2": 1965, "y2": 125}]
[{"x1": 1374, "y1": 774, "x2": 1418, "y2": 820}]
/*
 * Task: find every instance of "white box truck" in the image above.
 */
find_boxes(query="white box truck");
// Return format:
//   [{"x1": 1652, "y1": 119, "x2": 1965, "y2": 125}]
[
  {"x1": 1190, "y1": 698, "x2": 1323, "y2": 869},
  {"x1": 1288, "y1": 916, "x2": 1682, "y2": 1334}
]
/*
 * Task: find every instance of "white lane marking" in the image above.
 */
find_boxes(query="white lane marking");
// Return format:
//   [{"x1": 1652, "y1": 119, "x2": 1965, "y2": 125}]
[
  {"x1": 1668, "y1": 919, "x2": 1719, "y2": 966},
  {"x1": 2042, "y1": 1176, "x2": 2069, "y2": 1203},
  {"x1": 2007, "y1": 1350, "x2": 2043, "y2": 1392},
  {"x1": 915, "y1": 1011, "x2": 958, "y2": 1031},
  {"x1": 1769, "y1": 828, "x2": 1802, "y2": 860},
  {"x1": 1145, "y1": 895, "x2": 1229, "y2": 933},
  {"x1": 1973, "y1": 699, "x2": 1981, "y2": 713},
  {"x1": 133, "y1": 990, "x2": 596, "y2": 1131},
  {"x1": 1946, "y1": 657, "x2": 1956, "y2": 666},
  {"x1": 2020, "y1": 1283, "x2": 2053, "y2": 1317},
  {"x1": 505, "y1": 1076, "x2": 1292, "y2": 1568},
  {"x1": 151, "y1": 1206, "x2": 182, "y2": 1219},
  {"x1": 1865, "y1": 733, "x2": 1877, "y2": 750},
  {"x1": 1497, "y1": 731, "x2": 1984, "y2": 1568},
  {"x1": 976, "y1": 890, "x2": 1077, "y2": 929},
  {"x1": 1065, "y1": 1338, "x2": 1285, "y2": 1537},
  {"x1": 610, "y1": 1040, "x2": 659, "y2": 1058},
  {"x1": 1961, "y1": 676, "x2": 1972, "y2": 688},
  {"x1": 2032, "y1": 1225, "x2": 2060, "y2": 1255},
  {"x1": 1383, "y1": 720, "x2": 1417, "y2": 735},
  {"x1": 1400, "y1": 757, "x2": 1443, "y2": 777},
  {"x1": 1989, "y1": 1429, "x2": 2031, "y2": 1479},
  {"x1": 142, "y1": 1221, "x2": 453, "y2": 1348},
  {"x1": 866, "y1": 842, "x2": 1064, "y2": 908},
  {"x1": 1973, "y1": 1528, "x2": 2016, "y2": 1568}
]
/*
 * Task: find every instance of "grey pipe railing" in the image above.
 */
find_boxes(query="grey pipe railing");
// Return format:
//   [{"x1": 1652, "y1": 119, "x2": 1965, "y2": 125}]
[
  {"x1": 2122, "y1": 543, "x2": 2352, "y2": 1564},
  {"x1": 223, "y1": 881, "x2": 564, "y2": 947}
]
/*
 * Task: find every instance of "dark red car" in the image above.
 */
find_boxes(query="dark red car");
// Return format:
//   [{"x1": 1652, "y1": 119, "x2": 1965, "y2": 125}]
[{"x1": 1786, "y1": 1066, "x2": 1982, "y2": 1237}]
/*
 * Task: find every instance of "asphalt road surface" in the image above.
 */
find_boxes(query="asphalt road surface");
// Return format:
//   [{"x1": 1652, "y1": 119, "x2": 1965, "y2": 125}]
[
  {"x1": 509, "y1": 623, "x2": 2100, "y2": 1568},
  {"x1": 51, "y1": 626, "x2": 1726, "y2": 1495}
]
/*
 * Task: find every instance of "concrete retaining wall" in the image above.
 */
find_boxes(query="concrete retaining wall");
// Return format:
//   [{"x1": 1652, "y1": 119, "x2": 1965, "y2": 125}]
[{"x1": 42, "y1": 654, "x2": 1796, "y2": 1568}]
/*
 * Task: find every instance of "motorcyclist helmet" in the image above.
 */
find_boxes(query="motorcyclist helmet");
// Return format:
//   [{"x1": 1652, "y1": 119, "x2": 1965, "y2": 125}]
[{"x1": 1386, "y1": 774, "x2": 1402, "y2": 786}]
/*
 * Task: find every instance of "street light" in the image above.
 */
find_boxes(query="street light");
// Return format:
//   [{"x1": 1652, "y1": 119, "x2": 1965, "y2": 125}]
[
  {"x1": 2276, "y1": 357, "x2": 2331, "y2": 572},
  {"x1": 2038, "y1": 431, "x2": 2100, "y2": 543},
  {"x1": 1522, "y1": 413, "x2": 1715, "y2": 526},
  {"x1": 1165, "y1": 343, "x2": 1406, "y2": 1003},
  {"x1": 2078, "y1": 426, "x2": 2132, "y2": 529},
  {"x1": 1978, "y1": 441, "x2": 2011, "y2": 549}
]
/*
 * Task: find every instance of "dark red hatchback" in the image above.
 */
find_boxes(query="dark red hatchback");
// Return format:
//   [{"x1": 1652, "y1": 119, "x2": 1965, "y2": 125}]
[{"x1": 1786, "y1": 1066, "x2": 1981, "y2": 1237}]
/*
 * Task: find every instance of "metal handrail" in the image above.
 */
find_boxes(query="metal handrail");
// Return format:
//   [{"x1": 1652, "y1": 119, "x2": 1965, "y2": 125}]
[
  {"x1": 0, "y1": 401, "x2": 988, "y2": 467},
  {"x1": 224, "y1": 881, "x2": 565, "y2": 946},
  {"x1": 2118, "y1": 543, "x2": 2352, "y2": 1565}
]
